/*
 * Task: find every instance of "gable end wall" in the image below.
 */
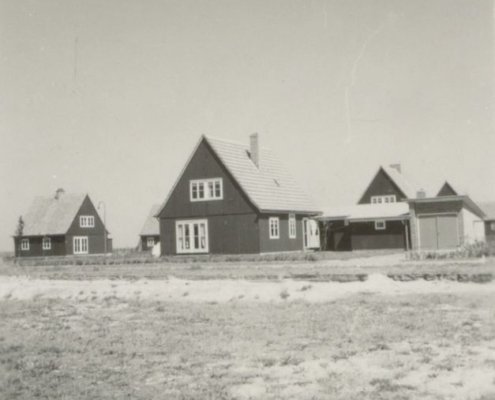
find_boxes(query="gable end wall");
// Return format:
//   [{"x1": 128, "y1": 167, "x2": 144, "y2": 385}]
[{"x1": 358, "y1": 169, "x2": 408, "y2": 204}]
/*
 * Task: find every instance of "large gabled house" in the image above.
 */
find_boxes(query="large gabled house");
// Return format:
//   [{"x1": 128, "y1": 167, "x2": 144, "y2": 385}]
[
  {"x1": 13, "y1": 190, "x2": 111, "y2": 257},
  {"x1": 139, "y1": 204, "x2": 161, "y2": 251},
  {"x1": 318, "y1": 164, "x2": 486, "y2": 251},
  {"x1": 155, "y1": 134, "x2": 321, "y2": 255}
]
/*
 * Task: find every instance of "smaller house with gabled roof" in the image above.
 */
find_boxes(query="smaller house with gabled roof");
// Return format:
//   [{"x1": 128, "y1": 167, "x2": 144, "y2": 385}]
[
  {"x1": 139, "y1": 204, "x2": 160, "y2": 251},
  {"x1": 318, "y1": 164, "x2": 486, "y2": 251},
  {"x1": 318, "y1": 164, "x2": 415, "y2": 251},
  {"x1": 156, "y1": 134, "x2": 321, "y2": 255},
  {"x1": 13, "y1": 189, "x2": 111, "y2": 257}
]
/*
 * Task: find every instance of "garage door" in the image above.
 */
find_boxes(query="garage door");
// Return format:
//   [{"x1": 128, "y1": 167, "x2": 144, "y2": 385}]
[{"x1": 418, "y1": 215, "x2": 458, "y2": 250}]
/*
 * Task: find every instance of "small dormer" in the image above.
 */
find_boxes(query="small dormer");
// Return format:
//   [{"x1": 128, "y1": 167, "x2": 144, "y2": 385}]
[{"x1": 437, "y1": 181, "x2": 458, "y2": 197}]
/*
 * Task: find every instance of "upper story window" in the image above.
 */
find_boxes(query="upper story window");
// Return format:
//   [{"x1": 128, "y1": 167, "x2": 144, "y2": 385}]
[
  {"x1": 371, "y1": 195, "x2": 396, "y2": 204},
  {"x1": 80, "y1": 215, "x2": 95, "y2": 228},
  {"x1": 190, "y1": 178, "x2": 223, "y2": 202},
  {"x1": 42, "y1": 237, "x2": 51, "y2": 250},
  {"x1": 269, "y1": 217, "x2": 280, "y2": 239},
  {"x1": 375, "y1": 220, "x2": 386, "y2": 230},
  {"x1": 288, "y1": 214, "x2": 296, "y2": 239},
  {"x1": 21, "y1": 238, "x2": 29, "y2": 251}
]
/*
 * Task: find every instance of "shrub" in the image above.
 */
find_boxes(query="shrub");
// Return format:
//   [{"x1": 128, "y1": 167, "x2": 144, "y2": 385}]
[{"x1": 406, "y1": 241, "x2": 495, "y2": 260}]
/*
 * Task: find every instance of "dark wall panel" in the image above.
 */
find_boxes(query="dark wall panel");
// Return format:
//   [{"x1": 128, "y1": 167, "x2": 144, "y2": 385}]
[
  {"x1": 160, "y1": 213, "x2": 260, "y2": 255},
  {"x1": 67, "y1": 196, "x2": 107, "y2": 237},
  {"x1": 160, "y1": 139, "x2": 256, "y2": 219},
  {"x1": 358, "y1": 168, "x2": 407, "y2": 204},
  {"x1": 258, "y1": 214, "x2": 303, "y2": 253},
  {"x1": 350, "y1": 221, "x2": 407, "y2": 250},
  {"x1": 66, "y1": 196, "x2": 109, "y2": 255},
  {"x1": 320, "y1": 221, "x2": 352, "y2": 251},
  {"x1": 413, "y1": 201, "x2": 463, "y2": 215},
  {"x1": 14, "y1": 236, "x2": 66, "y2": 257}
]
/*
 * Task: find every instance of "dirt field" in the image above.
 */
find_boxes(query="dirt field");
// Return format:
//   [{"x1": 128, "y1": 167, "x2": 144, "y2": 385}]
[{"x1": 1, "y1": 269, "x2": 495, "y2": 399}]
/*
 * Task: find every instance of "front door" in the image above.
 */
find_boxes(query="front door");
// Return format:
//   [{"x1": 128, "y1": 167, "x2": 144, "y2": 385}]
[
  {"x1": 176, "y1": 219, "x2": 209, "y2": 254},
  {"x1": 302, "y1": 218, "x2": 320, "y2": 250}
]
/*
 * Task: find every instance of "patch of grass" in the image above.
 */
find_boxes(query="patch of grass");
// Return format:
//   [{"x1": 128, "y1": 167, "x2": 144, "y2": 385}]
[
  {"x1": 1, "y1": 291, "x2": 494, "y2": 399},
  {"x1": 279, "y1": 289, "x2": 290, "y2": 300}
]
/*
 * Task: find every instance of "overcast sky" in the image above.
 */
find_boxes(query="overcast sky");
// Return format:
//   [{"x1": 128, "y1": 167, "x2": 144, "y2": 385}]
[{"x1": 0, "y1": 0, "x2": 493, "y2": 251}]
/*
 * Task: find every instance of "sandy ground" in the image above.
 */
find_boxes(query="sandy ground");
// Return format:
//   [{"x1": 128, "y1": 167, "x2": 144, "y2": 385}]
[{"x1": 1, "y1": 273, "x2": 494, "y2": 303}]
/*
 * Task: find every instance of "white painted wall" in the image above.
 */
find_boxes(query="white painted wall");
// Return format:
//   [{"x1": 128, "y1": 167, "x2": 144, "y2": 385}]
[{"x1": 462, "y1": 208, "x2": 485, "y2": 243}]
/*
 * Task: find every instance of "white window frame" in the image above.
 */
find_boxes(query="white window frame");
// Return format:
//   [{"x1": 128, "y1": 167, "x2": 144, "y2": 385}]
[
  {"x1": 288, "y1": 214, "x2": 296, "y2": 239},
  {"x1": 42, "y1": 237, "x2": 51, "y2": 250},
  {"x1": 269, "y1": 217, "x2": 280, "y2": 239},
  {"x1": 21, "y1": 238, "x2": 29, "y2": 251},
  {"x1": 79, "y1": 215, "x2": 95, "y2": 228},
  {"x1": 73, "y1": 236, "x2": 89, "y2": 254},
  {"x1": 371, "y1": 195, "x2": 397, "y2": 204},
  {"x1": 175, "y1": 219, "x2": 209, "y2": 254},
  {"x1": 190, "y1": 178, "x2": 223, "y2": 202},
  {"x1": 375, "y1": 220, "x2": 386, "y2": 230},
  {"x1": 147, "y1": 237, "x2": 155, "y2": 247}
]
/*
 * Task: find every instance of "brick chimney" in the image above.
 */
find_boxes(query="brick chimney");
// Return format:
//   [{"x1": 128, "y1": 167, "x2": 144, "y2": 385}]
[
  {"x1": 54, "y1": 188, "x2": 65, "y2": 200},
  {"x1": 250, "y1": 133, "x2": 259, "y2": 168},
  {"x1": 389, "y1": 163, "x2": 401, "y2": 173}
]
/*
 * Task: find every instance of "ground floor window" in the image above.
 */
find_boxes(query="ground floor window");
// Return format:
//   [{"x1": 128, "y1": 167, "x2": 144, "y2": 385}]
[
  {"x1": 176, "y1": 219, "x2": 208, "y2": 254},
  {"x1": 147, "y1": 237, "x2": 155, "y2": 247},
  {"x1": 42, "y1": 237, "x2": 51, "y2": 250},
  {"x1": 491, "y1": 222, "x2": 495, "y2": 231},
  {"x1": 73, "y1": 236, "x2": 89, "y2": 254},
  {"x1": 269, "y1": 217, "x2": 280, "y2": 239},
  {"x1": 289, "y1": 214, "x2": 296, "y2": 239},
  {"x1": 21, "y1": 238, "x2": 29, "y2": 251},
  {"x1": 375, "y1": 220, "x2": 386, "y2": 230}
]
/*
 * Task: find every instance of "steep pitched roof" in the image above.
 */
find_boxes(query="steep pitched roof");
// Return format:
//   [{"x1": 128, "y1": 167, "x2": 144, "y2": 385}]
[
  {"x1": 140, "y1": 204, "x2": 161, "y2": 236},
  {"x1": 205, "y1": 136, "x2": 319, "y2": 213},
  {"x1": 158, "y1": 135, "x2": 320, "y2": 215},
  {"x1": 479, "y1": 202, "x2": 495, "y2": 220},
  {"x1": 20, "y1": 193, "x2": 87, "y2": 236},
  {"x1": 381, "y1": 165, "x2": 419, "y2": 199}
]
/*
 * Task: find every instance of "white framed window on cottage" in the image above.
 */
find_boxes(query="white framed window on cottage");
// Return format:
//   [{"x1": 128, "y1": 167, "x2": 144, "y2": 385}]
[
  {"x1": 42, "y1": 237, "x2": 51, "y2": 250},
  {"x1": 176, "y1": 219, "x2": 208, "y2": 253},
  {"x1": 371, "y1": 195, "x2": 396, "y2": 204},
  {"x1": 269, "y1": 217, "x2": 280, "y2": 239},
  {"x1": 374, "y1": 220, "x2": 386, "y2": 230},
  {"x1": 147, "y1": 237, "x2": 155, "y2": 247},
  {"x1": 21, "y1": 238, "x2": 29, "y2": 251},
  {"x1": 79, "y1": 215, "x2": 95, "y2": 228},
  {"x1": 73, "y1": 236, "x2": 89, "y2": 254},
  {"x1": 190, "y1": 178, "x2": 223, "y2": 202},
  {"x1": 288, "y1": 214, "x2": 296, "y2": 239}
]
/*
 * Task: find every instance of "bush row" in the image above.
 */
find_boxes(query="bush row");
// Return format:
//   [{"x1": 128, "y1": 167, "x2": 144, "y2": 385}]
[{"x1": 406, "y1": 241, "x2": 495, "y2": 260}]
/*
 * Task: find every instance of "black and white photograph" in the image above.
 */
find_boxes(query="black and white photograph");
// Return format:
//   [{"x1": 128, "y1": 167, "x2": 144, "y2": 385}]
[{"x1": 0, "y1": 0, "x2": 494, "y2": 398}]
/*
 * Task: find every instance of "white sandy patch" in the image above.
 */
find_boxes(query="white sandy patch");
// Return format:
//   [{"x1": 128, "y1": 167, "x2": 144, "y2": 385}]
[
  {"x1": 227, "y1": 341, "x2": 495, "y2": 400},
  {"x1": 0, "y1": 274, "x2": 494, "y2": 303}
]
